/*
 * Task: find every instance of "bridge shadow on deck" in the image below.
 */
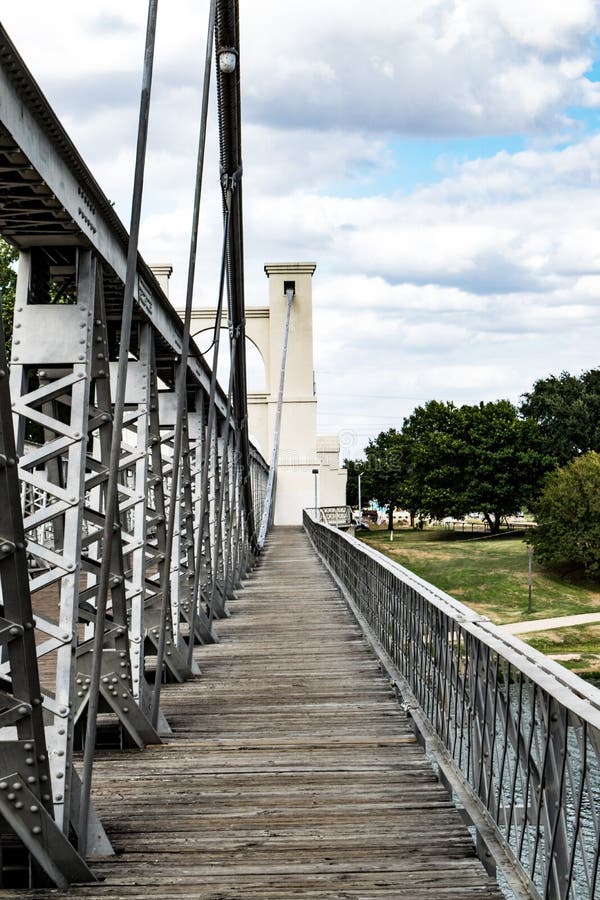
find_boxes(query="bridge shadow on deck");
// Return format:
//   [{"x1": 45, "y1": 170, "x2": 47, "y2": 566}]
[{"x1": 26, "y1": 528, "x2": 503, "y2": 899}]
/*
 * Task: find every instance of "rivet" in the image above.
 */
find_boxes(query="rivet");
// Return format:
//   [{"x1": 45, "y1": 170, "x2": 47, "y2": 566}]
[
  {"x1": 24, "y1": 743, "x2": 33, "y2": 751},
  {"x1": 32, "y1": 826, "x2": 42, "y2": 835},
  {"x1": 26, "y1": 777, "x2": 36, "y2": 784},
  {"x1": 56, "y1": 772, "x2": 64, "y2": 779},
  {"x1": 37, "y1": 755, "x2": 46, "y2": 762},
  {"x1": 0, "y1": 782, "x2": 8, "y2": 791},
  {"x1": 14, "y1": 801, "x2": 23, "y2": 810},
  {"x1": 25, "y1": 758, "x2": 34, "y2": 766},
  {"x1": 30, "y1": 805, "x2": 39, "y2": 813},
  {"x1": 12, "y1": 783, "x2": 22, "y2": 791}
]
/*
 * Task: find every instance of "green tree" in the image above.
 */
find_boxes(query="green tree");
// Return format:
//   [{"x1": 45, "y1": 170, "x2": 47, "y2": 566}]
[
  {"x1": 0, "y1": 237, "x2": 18, "y2": 355},
  {"x1": 520, "y1": 369, "x2": 600, "y2": 466},
  {"x1": 396, "y1": 399, "x2": 550, "y2": 533},
  {"x1": 362, "y1": 428, "x2": 415, "y2": 529},
  {"x1": 530, "y1": 452, "x2": 600, "y2": 579},
  {"x1": 344, "y1": 458, "x2": 363, "y2": 507},
  {"x1": 461, "y1": 400, "x2": 550, "y2": 532},
  {"x1": 401, "y1": 400, "x2": 469, "y2": 521}
]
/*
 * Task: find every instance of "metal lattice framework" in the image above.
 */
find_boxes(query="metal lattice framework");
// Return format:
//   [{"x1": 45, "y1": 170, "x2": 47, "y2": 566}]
[
  {"x1": 305, "y1": 511, "x2": 600, "y2": 900},
  {"x1": 0, "y1": 1, "x2": 268, "y2": 887}
]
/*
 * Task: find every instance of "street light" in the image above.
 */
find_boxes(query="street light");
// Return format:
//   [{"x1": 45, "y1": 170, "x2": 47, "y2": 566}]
[
  {"x1": 312, "y1": 468, "x2": 319, "y2": 511},
  {"x1": 358, "y1": 472, "x2": 363, "y2": 524},
  {"x1": 218, "y1": 48, "x2": 238, "y2": 74}
]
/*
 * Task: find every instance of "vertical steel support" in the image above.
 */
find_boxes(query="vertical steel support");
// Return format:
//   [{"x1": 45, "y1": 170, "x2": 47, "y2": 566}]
[
  {"x1": 148, "y1": 388, "x2": 195, "y2": 682},
  {"x1": 9, "y1": 249, "x2": 165, "y2": 856},
  {"x1": 0, "y1": 261, "x2": 93, "y2": 886},
  {"x1": 72, "y1": 268, "x2": 159, "y2": 749},
  {"x1": 8, "y1": 251, "x2": 121, "y2": 856}
]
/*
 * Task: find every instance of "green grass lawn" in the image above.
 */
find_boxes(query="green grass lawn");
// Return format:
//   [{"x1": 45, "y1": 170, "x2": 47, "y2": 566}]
[{"x1": 357, "y1": 527, "x2": 600, "y2": 677}]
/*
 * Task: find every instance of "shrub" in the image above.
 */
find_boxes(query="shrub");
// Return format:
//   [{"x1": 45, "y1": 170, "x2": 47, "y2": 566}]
[{"x1": 531, "y1": 451, "x2": 600, "y2": 579}]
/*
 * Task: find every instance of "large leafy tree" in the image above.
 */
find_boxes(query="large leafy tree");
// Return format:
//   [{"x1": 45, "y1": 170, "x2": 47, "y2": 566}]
[
  {"x1": 461, "y1": 400, "x2": 551, "y2": 532},
  {"x1": 530, "y1": 452, "x2": 600, "y2": 579},
  {"x1": 344, "y1": 458, "x2": 362, "y2": 507},
  {"x1": 0, "y1": 237, "x2": 18, "y2": 355},
  {"x1": 356, "y1": 399, "x2": 550, "y2": 534},
  {"x1": 401, "y1": 400, "x2": 469, "y2": 521},
  {"x1": 361, "y1": 428, "x2": 418, "y2": 529},
  {"x1": 520, "y1": 369, "x2": 600, "y2": 466}
]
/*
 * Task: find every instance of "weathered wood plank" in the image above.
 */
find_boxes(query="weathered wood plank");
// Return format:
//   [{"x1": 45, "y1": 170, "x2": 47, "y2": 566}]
[{"x1": 12, "y1": 527, "x2": 503, "y2": 899}]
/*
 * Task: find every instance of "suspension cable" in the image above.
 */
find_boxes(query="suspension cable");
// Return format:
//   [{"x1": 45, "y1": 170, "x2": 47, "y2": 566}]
[
  {"x1": 150, "y1": 0, "x2": 216, "y2": 730},
  {"x1": 186, "y1": 199, "x2": 232, "y2": 667},
  {"x1": 78, "y1": 0, "x2": 159, "y2": 856},
  {"x1": 257, "y1": 287, "x2": 294, "y2": 547}
]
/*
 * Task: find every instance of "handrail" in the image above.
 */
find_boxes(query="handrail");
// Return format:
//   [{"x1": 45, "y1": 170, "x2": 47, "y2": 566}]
[{"x1": 304, "y1": 509, "x2": 600, "y2": 900}]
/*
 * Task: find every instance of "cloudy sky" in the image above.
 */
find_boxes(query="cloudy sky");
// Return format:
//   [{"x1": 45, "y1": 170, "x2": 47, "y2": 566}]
[{"x1": 3, "y1": 2, "x2": 600, "y2": 458}]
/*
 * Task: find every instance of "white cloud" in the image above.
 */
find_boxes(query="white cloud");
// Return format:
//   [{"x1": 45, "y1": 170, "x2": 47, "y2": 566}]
[{"x1": 2, "y1": 2, "x2": 600, "y2": 455}]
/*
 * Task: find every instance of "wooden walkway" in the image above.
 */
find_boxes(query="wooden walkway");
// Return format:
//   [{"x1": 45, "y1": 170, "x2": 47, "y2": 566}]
[{"x1": 19, "y1": 527, "x2": 503, "y2": 899}]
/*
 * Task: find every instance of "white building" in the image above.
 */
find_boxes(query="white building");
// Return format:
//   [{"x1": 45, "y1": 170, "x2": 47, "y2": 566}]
[{"x1": 181, "y1": 262, "x2": 347, "y2": 525}]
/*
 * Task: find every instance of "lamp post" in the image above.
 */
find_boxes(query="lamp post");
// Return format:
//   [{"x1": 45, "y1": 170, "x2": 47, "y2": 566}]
[
  {"x1": 312, "y1": 468, "x2": 319, "y2": 512},
  {"x1": 527, "y1": 545, "x2": 533, "y2": 613},
  {"x1": 358, "y1": 472, "x2": 363, "y2": 524}
]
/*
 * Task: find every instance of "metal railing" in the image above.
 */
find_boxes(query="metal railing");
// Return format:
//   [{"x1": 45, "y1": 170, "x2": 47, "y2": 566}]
[{"x1": 304, "y1": 509, "x2": 600, "y2": 900}]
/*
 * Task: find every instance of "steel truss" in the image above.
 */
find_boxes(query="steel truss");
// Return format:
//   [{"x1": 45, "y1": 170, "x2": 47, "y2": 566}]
[
  {"x1": 0, "y1": 0, "x2": 268, "y2": 885},
  {"x1": 2, "y1": 242, "x2": 266, "y2": 885}
]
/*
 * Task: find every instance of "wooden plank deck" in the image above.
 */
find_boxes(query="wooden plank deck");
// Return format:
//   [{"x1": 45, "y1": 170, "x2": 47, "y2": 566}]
[{"x1": 17, "y1": 527, "x2": 504, "y2": 899}]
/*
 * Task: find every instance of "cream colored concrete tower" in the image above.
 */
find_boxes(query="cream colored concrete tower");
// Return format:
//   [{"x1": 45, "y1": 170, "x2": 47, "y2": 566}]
[{"x1": 187, "y1": 262, "x2": 347, "y2": 525}]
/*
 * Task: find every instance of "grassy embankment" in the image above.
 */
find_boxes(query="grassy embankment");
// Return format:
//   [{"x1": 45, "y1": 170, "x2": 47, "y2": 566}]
[{"x1": 357, "y1": 528, "x2": 600, "y2": 676}]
